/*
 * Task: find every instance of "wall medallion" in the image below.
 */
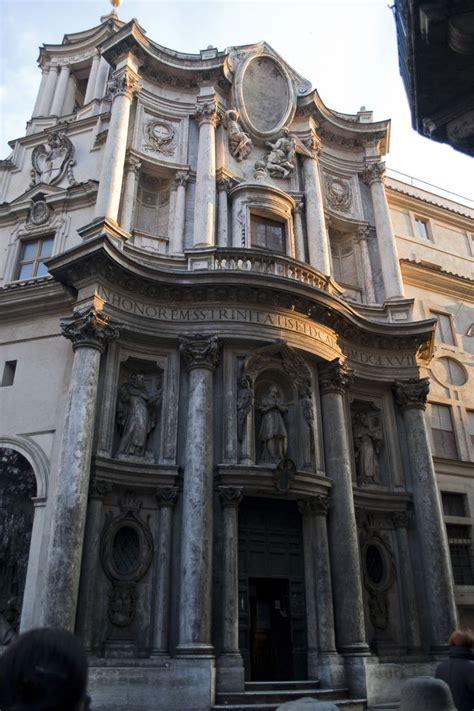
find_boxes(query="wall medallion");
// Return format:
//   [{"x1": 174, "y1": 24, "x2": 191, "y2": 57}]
[
  {"x1": 325, "y1": 175, "x2": 352, "y2": 213},
  {"x1": 30, "y1": 131, "x2": 76, "y2": 187},
  {"x1": 143, "y1": 119, "x2": 176, "y2": 156},
  {"x1": 27, "y1": 200, "x2": 52, "y2": 227}
]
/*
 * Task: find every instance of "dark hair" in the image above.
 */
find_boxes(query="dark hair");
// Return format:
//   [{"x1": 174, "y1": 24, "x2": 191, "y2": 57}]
[
  {"x1": 448, "y1": 629, "x2": 474, "y2": 647},
  {"x1": 0, "y1": 627, "x2": 88, "y2": 711}
]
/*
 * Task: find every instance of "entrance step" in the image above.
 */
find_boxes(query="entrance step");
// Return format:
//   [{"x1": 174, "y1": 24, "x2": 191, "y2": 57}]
[
  {"x1": 213, "y1": 702, "x2": 366, "y2": 711},
  {"x1": 245, "y1": 681, "x2": 321, "y2": 692},
  {"x1": 214, "y1": 684, "x2": 366, "y2": 710}
]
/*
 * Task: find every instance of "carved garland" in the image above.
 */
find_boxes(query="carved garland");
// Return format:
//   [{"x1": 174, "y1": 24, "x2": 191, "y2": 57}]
[{"x1": 143, "y1": 120, "x2": 176, "y2": 156}]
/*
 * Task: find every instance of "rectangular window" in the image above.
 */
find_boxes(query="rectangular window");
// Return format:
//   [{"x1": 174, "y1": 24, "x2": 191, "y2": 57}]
[
  {"x1": 468, "y1": 411, "x2": 474, "y2": 453},
  {"x1": 431, "y1": 312, "x2": 456, "y2": 346},
  {"x1": 250, "y1": 215, "x2": 286, "y2": 254},
  {"x1": 15, "y1": 236, "x2": 54, "y2": 280},
  {"x1": 1, "y1": 360, "x2": 17, "y2": 387},
  {"x1": 446, "y1": 524, "x2": 474, "y2": 585},
  {"x1": 442, "y1": 492, "x2": 467, "y2": 517},
  {"x1": 431, "y1": 403, "x2": 458, "y2": 459},
  {"x1": 414, "y1": 217, "x2": 430, "y2": 240}
]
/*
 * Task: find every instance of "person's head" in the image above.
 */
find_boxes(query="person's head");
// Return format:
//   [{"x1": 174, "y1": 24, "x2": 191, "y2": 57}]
[
  {"x1": 277, "y1": 700, "x2": 339, "y2": 711},
  {"x1": 398, "y1": 676, "x2": 456, "y2": 711},
  {"x1": 0, "y1": 627, "x2": 89, "y2": 711},
  {"x1": 448, "y1": 628, "x2": 474, "y2": 647}
]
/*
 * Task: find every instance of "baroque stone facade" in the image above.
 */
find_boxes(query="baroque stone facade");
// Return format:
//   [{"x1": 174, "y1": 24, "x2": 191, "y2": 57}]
[{"x1": 0, "y1": 9, "x2": 473, "y2": 711}]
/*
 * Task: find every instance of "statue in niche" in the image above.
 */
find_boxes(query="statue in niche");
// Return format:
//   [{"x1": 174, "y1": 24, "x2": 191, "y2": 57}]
[
  {"x1": 264, "y1": 128, "x2": 296, "y2": 178},
  {"x1": 299, "y1": 383, "x2": 315, "y2": 467},
  {"x1": 223, "y1": 109, "x2": 253, "y2": 162},
  {"x1": 368, "y1": 590, "x2": 389, "y2": 631},
  {"x1": 258, "y1": 385, "x2": 288, "y2": 461},
  {"x1": 352, "y1": 410, "x2": 383, "y2": 486},
  {"x1": 116, "y1": 373, "x2": 161, "y2": 460},
  {"x1": 237, "y1": 375, "x2": 254, "y2": 442}
]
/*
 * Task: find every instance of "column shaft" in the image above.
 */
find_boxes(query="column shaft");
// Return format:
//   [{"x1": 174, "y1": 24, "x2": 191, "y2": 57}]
[
  {"x1": 172, "y1": 172, "x2": 188, "y2": 253},
  {"x1": 93, "y1": 57, "x2": 110, "y2": 101},
  {"x1": 357, "y1": 229, "x2": 376, "y2": 303},
  {"x1": 40, "y1": 66, "x2": 58, "y2": 116},
  {"x1": 20, "y1": 498, "x2": 46, "y2": 631},
  {"x1": 395, "y1": 379, "x2": 457, "y2": 649},
  {"x1": 50, "y1": 64, "x2": 70, "y2": 116},
  {"x1": 84, "y1": 54, "x2": 100, "y2": 105},
  {"x1": 120, "y1": 155, "x2": 141, "y2": 233},
  {"x1": 300, "y1": 505, "x2": 319, "y2": 676},
  {"x1": 152, "y1": 488, "x2": 178, "y2": 654},
  {"x1": 193, "y1": 101, "x2": 218, "y2": 247},
  {"x1": 303, "y1": 155, "x2": 330, "y2": 274},
  {"x1": 294, "y1": 203, "x2": 305, "y2": 262},
  {"x1": 217, "y1": 179, "x2": 230, "y2": 247},
  {"x1": 32, "y1": 69, "x2": 49, "y2": 117},
  {"x1": 391, "y1": 513, "x2": 421, "y2": 651}
]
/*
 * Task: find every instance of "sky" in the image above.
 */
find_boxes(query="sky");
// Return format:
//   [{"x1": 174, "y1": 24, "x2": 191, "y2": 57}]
[{"x1": 0, "y1": 0, "x2": 472, "y2": 204}]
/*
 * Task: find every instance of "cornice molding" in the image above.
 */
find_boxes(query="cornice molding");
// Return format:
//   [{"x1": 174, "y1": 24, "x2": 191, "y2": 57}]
[
  {"x1": 400, "y1": 259, "x2": 474, "y2": 302},
  {"x1": 386, "y1": 182, "x2": 474, "y2": 223}
]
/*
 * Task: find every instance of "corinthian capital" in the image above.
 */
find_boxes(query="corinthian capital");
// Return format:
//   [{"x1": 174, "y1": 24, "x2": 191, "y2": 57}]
[
  {"x1": 175, "y1": 170, "x2": 189, "y2": 188},
  {"x1": 125, "y1": 153, "x2": 142, "y2": 175},
  {"x1": 61, "y1": 306, "x2": 119, "y2": 353},
  {"x1": 218, "y1": 486, "x2": 243, "y2": 508},
  {"x1": 155, "y1": 487, "x2": 179, "y2": 508},
  {"x1": 319, "y1": 358, "x2": 354, "y2": 394},
  {"x1": 194, "y1": 98, "x2": 220, "y2": 128},
  {"x1": 179, "y1": 334, "x2": 220, "y2": 371},
  {"x1": 109, "y1": 67, "x2": 141, "y2": 101},
  {"x1": 298, "y1": 495, "x2": 330, "y2": 517},
  {"x1": 361, "y1": 160, "x2": 385, "y2": 186},
  {"x1": 304, "y1": 130, "x2": 322, "y2": 159},
  {"x1": 393, "y1": 378, "x2": 430, "y2": 411}
]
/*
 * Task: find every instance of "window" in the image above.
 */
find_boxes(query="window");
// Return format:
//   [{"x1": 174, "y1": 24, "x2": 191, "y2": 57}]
[
  {"x1": 1, "y1": 361, "x2": 17, "y2": 387},
  {"x1": 468, "y1": 411, "x2": 474, "y2": 453},
  {"x1": 442, "y1": 492, "x2": 467, "y2": 517},
  {"x1": 430, "y1": 403, "x2": 458, "y2": 459},
  {"x1": 414, "y1": 217, "x2": 430, "y2": 240},
  {"x1": 432, "y1": 312, "x2": 456, "y2": 346},
  {"x1": 250, "y1": 215, "x2": 286, "y2": 253},
  {"x1": 134, "y1": 175, "x2": 170, "y2": 237},
  {"x1": 446, "y1": 524, "x2": 474, "y2": 585},
  {"x1": 15, "y1": 236, "x2": 54, "y2": 280}
]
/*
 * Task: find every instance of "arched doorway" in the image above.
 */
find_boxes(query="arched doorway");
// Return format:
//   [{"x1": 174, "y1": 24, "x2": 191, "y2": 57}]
[{"x1": 0, "y1": 447, "x2": 37, "y2": 644}]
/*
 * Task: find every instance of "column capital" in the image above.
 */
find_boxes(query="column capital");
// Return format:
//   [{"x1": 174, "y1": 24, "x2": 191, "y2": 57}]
[
  {"x1": 89, "y1": 478, "x2": 113, "y2": 500},
  {"x1": 61, "y1": 306, "x2": 119, "y2": 353},
  {"x1": 216, "y1": 175, "x2": 233, "y2": 193},
  {"x1": 109, "y1": 66, "x2": 141, "y2": 101},
  {"x1": 179, "y1": 334, "x2": 220, "y2": 372},
  {"x1": 394, "y1": 378, "x2": 430, "y2": 411},
  {"x1": 293, "y1": 198, "x2": 305, "y2": 215},
  {"x1": 298, "y1": 495, "x2": 330, "y2": 517},
  {"x1": 361, "y1": 160, "x2": 385, "y2": 186},
  {"x1": 175, "y1": 170, "x2": 189, "y2": 188},
  {"x1": 194, "y1": 98, "x2": 220, "y2": 128},
  {"x1": 355, "y1": 224, "x2": 371, "y2": 242},
  {"x1": 319, "y1": 358, "x2": 354, "y2": 395},
  {"x1": 303, "y1": 130, "x2": 322, "y2": 159},
  {"x1": 391, "y1": 509, "x2": 413, "y2": 529},
  {"x1": 125, "y1": 152, "x2": 141, "y2": 175},
  {"x1": 155, "y1": 486, "x2": 179, "y2": 508},
  {"x1": 218, "y1": 486, "x2": 243, "y2": 508}
]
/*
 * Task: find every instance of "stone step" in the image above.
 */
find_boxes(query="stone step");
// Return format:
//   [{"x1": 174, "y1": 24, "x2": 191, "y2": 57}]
[
  {"x1": 245, "y1": 681, "x2": 321, "y2": 692},
  {"x1": 215, "y1": 688, "x2": 362, "y2": 705},
  {"x1": 213, "y1": 700, "x2": 366, "y2": 711}
]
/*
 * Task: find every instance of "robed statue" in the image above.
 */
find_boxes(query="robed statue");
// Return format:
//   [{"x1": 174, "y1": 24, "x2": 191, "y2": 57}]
[
  {"x1": 117, "y1": 373, "x2": 161, "y2": 459},
  {"x1": 258, "y1": 385, "x2": 288, "y2": 462}
]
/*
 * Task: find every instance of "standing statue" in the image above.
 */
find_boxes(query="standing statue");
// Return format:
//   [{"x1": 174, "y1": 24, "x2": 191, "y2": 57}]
[
  {"x1": 258, "y1": 385, "x2": 288, "y2": 462},
  {"x1": 223, "y1": 109, "x2": 253, "y2": 161},
  {"x1": 117, "y1": 373, "x2": 161, "y2": 459},
  {"x1": 237, "y1": 375, "x2": 254, "y2": 442},
  {"x1": 352, "y1": 411, "x2": 383, "y2": 485},
  {"x1": 264, "y1": 128, "x2": 296, "y2": 178}
]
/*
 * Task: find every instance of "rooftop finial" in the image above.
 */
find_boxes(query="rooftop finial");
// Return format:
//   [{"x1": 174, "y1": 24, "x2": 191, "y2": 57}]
[{"x1": 110, "y1": 0, "x2": 121, "y2": 14}]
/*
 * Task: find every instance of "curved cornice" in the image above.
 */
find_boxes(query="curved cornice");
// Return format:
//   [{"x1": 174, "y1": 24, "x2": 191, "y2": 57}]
[{"x1": 38, "y1": 17, "x2": 123, "y2": 67}]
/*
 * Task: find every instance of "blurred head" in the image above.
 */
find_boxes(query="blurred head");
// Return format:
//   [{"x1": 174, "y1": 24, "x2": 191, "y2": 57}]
[
  {"x1": 0, "y1": 627, "x2": 88, "y2": 711},
  {"x1": 448, "y1": 629, "x2": 474, "y2": 647},
  {"x1": 399, "y1": 676, "x2": 456, "y2": 711}
]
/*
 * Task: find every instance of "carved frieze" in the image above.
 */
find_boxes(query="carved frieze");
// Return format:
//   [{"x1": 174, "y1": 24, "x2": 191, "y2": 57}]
[
  {"x1": 325, "y1": 175, "x2": 353, "y2": 213},
  {"x1": 143, "y1": 119, "x2": 176, "y2": 156},
  {"x1": 30, "y1": 131, "x2": 76, "y2": 187}
]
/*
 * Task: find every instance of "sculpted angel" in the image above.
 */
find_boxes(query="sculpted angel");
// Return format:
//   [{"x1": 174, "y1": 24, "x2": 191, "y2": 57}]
[
  {"x1": 117, "y1": 373, "x2": 161, "y2": 459},
  {"x1": 224, "y1": 109, "x2": 253, "y2": 162}
]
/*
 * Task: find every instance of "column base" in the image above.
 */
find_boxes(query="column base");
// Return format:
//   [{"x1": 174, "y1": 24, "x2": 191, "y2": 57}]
[
  {"x1": 175, "y1": 642, "x2": 215, "y2": 657},
  {"x1": 316, "y1": 652, "x2": 345, "y2": 688},
  {"x1": 216, "y1": 653, "x2": 245, "y2": 693},
  {"x1": 342, "y1": 652, "x2": 374, "y2": 698}
]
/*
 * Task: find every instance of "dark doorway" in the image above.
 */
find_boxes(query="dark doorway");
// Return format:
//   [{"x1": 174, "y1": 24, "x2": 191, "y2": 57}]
[{"x1": 249, "y1": 577, "x2": 292, "y2": 680}]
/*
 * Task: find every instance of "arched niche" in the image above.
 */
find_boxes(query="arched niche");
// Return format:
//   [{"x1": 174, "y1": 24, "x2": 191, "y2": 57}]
[
  {"x1": 0, "y1": 447, "x2": 38, "y2": 643},
  {"x1": 237, "y1": 341, "x2": 317, "y2": 471}
]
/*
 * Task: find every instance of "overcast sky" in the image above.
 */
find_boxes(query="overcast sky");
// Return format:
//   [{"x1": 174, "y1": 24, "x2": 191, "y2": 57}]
[{"x1": 0, "y1": 0, "x2": 472, "y2": 203}]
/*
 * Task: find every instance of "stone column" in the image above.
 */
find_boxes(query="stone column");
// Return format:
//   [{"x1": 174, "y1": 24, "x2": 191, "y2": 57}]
[
  {"x1": 361, "y1": 161, "x2": 404, "y2": 301},
  {"x1": 177, "y1": 335, "x2": 220, "y2": 655},
  {"x1": 319, "y1": 361, "x2": 369, "y2": 654},
  {"x1": 193, "y1": 99, "x2": 219, "y2": 248},
  {"x1": 302, "y1": 133, "x2": 331, "y2": 275},
  {"x1": 152, "y1": 487, "x2": 178, "y2": 655},
  {"x1": 217, "y1": 486, "x2": 244, "y2": 692},
  {"x1": 42, "y1": 307, "x2": 119, "y2": 629},
  {"x1": 356, "y1": 225, "x2": 376, "y2": 303},
  {"x1": 39, "y1": 66, "x2": 58, "y2": 116},
  {"x1": 32, "y1": 68, "x2": 50, "y2": 117},
  {"x1": 216, "y1": 176, "x2": 231, "y2": 248},
  {"x1": 95, "y1": 65, "x2": 141, "y2": 222},
  {"x1": 391, "y1": 510, "x2": 421, "y2": 652},
  {"x1": 50, "y1": 64, "x2": 71, "y2": 116},
  {"x1": 172, "y1": 171, "x2": 189, "y2": 254},
  {"x1": 120, "y1": 154, "x2": 141, "y2": 233},
  {"x1": 84, "y1": 53, "x2": 100, "y2": 105},
  {"x1": 293, "y1": 200, "x2": 305, "y2": 262},
  {"x1": 76, "y1": 478, "x2": 113, "y2": 650},
  {"x1": 93, "y1": 57, "x2": 110, "y2": 101},
  {"x1": 394, "y1": 379, "x2": 457, "y2": 650}
]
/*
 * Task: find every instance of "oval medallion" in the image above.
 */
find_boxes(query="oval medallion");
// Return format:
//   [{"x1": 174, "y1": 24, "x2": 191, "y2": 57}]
[{"x1": 237, "y1": 55, "x2": 295, "y2": 138}]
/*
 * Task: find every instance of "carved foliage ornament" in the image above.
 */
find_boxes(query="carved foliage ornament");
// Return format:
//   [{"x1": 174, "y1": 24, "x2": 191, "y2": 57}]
[
  {"x1": 61, "y1": 306, "x2": 119, "y2": 353},
  {"x1": 325, "y1": 176, "x2": 353, "y2": 213},
  {"x1": 179, "y1": 334, "x2": 220, "y2": 371},
  {"x1": 194, "y1": 99, "x2": 219, "y2": 128},
  {"x1": 361, "y1": 161, "x2": 385, "y2": 187},
  {"x1": 155, "y1": 486, "x2": 179, "y2": 508},
  {"x1": 218, "y1": 486, "x2": 243, "y2": 508},
  {"x1": 393, "y1": 378, "x2": 430, "y2": 411},
  {"x1": 108, "y1": 68, "x2": 141, "y2": 101},
  {"x1": 319, "y1": 358, "x2": 354, "y2": 394},
  {"x1": 143, "y1": 119, "x2": 176, "y2": 156},
  {"x1": 30, "y1": 131, "x2": 76, "y2": 187}
]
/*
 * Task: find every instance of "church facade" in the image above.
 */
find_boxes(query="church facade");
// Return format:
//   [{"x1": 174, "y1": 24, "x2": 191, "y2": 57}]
[{"x1": 0, "y1": 11, "x2": 473, "y2": 711}]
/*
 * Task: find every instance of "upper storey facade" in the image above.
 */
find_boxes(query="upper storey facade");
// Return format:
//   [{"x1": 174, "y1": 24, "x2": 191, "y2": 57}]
[{"x1": 1, "y1": 13, "x2": 413, "y2": 319}]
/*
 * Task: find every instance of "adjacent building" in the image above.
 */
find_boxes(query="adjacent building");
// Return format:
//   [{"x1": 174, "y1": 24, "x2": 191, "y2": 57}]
[{"x1": 0, "y1": 9, "x2": 473, "y2": 710}]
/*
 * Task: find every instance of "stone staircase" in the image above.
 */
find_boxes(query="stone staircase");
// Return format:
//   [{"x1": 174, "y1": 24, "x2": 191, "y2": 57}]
[{"x1": 213, "y1": 680, "x2": 367, "y2": 710}]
